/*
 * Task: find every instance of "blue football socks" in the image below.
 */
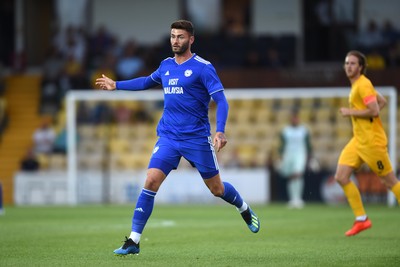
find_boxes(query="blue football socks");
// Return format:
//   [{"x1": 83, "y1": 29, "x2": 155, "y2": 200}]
[
  {"x1": 220, "y1": 182, "x2": 244, "y2": 209},
  {"x1": 131, "y1": 188, "x2": 156, "y2": 234}
]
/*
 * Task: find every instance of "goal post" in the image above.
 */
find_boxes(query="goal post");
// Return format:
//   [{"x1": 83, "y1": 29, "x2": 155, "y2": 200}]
[
  {"x1": 66, "y1": 87, "x2": 397, "y2": 206},
  {"x1": 66, "y1": 90, "x2": 164, "y2": 204}
]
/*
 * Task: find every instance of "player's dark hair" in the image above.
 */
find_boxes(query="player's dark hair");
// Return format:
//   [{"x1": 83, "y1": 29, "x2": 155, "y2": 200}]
[
  {"x1": 346, "y1": 50, "x2": 367, "y2": 75},
  {"x1": 171, "y1": 20, "x2": 194, "y2": 36}
]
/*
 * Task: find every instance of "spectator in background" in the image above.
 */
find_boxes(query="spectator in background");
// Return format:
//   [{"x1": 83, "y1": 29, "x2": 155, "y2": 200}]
[
  {"x1": 382, "y1": 20, "x2": 400, "y2": 48},
  {"x1": 52, "y1": 25, "x2": 71, "y2": 55},
  {"x1": 76, "y1": 101, "x2": 93, "y2": 124},
  {"x1": 277, "y1": 110, "x2": 312, "y2": 209},
  {"x1": 58, "y1": 25, "x2": 87, "y2": 65},
  {"x1": 41, "y1": 45, "x2": 64, "y2": 88},
  {"x1": 53, "y1": 126, "x2": 79, "y2": 154},
  {"x1": 53, "y1": 127, "x2": 67, "y2": 154},
  {"x1": 223, "y1": 17, "x2": 246, "y2": 37},
  {"x1": 32, "y1": 118, "x2": 56, "y2": 155},
  {"x1": 92, "y1": 101, "x2": 112, "y2": 124},
  {"x1": 115, "y1": 40, "x2": 144, "y2": 80},
  {"x1": 88, "y1": 25, "x2": 116, "y2": 67},
  {"x1": 56, "y1": 25, "x2": 89, "y2": 91},
  {"x1": 20, "y1": 148, "x2": 40, "y2": 171},
  {"x1": 40, "y1": 45, "x2": 65, "y2": 114},
  {"x1": 366, "y1": 49, "x2": 386, "y2": 70},
  {"x1": 356, "y1": 20, "x2": 385, "y2": 52},
  {"x1": 132, "y1": 103, "x2": 153, "y2": 124},
  {"x1": 59, "y1": 53, "x2": 88, "y2": 91},
  {"x1": 382, "y1": 21, "x2": 400, "y2": 67},
  {"x1": 59, "y1": 32, "x2": 89, "y2": 91},
  {"x1": 113, "y1": 102, "x2": 133, "y2": 125}
]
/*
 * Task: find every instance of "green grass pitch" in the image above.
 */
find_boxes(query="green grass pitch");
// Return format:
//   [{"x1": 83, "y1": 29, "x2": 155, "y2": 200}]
[{"x1": 0, "y1": 203, "x2": 399, "y2": 266}]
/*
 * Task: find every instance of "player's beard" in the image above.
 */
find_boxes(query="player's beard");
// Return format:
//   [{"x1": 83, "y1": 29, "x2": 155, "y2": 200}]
[
  {"x1": 172, "y1": 40, "x2": 189, "y2": 55},
  {"x1": 346, "y1": 68, "x2": 357, "y2": 80}
]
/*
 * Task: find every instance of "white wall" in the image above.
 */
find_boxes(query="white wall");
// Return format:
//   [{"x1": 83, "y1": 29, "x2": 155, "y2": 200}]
[
  {"x1": 56, "y1": 0, "x2": 89, "y2": 30},
  {"x1": 252, "y1": 0, "x2": 302, "y2": 36},
  {"x1": 90, "y1": 0, "x2": 400, "y2": 45},
  {"x1": 186, "y1": 0, "x2": 222, "y2": 33},
  {"x1": 92, "y1": 0, "x2": 180, "y2": 45},
  {"x1": 91, "y1": 0, "x2": 303, "y2": 44}
]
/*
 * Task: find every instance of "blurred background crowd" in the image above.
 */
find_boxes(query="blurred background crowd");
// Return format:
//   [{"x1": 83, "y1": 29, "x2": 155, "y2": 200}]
[{"x1": 0, "y1": 0, "x2": 399, "y2": 115}]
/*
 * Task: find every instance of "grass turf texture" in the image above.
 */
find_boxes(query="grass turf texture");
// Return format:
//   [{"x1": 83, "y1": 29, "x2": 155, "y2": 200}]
[{"x1": 0, "y1": 204, "x2": 399, "y2": 266}]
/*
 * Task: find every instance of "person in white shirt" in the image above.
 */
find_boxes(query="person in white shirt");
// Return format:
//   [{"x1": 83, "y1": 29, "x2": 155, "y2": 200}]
[
  {"x1": 32, "y1": 119, "x2": 56, "y2": 155},
  {"x1": 277, "y1": 110, "x2": 312, "y2": 208}
]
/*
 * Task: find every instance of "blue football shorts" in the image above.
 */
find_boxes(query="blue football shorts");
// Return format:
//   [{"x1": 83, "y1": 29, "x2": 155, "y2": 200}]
[{"x1": 148, "y1": 136, "x2": 220, "y2": 179}]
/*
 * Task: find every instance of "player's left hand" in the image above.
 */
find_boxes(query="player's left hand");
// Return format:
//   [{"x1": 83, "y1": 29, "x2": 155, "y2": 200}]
[{"x1": 213, "y1": 132, "x2": 227, "y2": 152}]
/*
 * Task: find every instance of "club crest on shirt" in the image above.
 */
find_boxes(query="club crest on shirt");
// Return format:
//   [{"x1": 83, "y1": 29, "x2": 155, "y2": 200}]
[{"x1": 184, "y1": 69, "x2": 192, "y2": 77}]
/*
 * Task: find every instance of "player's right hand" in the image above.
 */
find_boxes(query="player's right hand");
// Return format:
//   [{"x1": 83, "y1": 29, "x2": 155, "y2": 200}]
[
  {"x1": 95, "y1": 74, "x2": 116, "y2": 90},
  {"x1": 339, "y1": 107, "x2": 351, "y2": 117},
  {"x1": 213, "y1": 132, "x2": 227, "y2": 152}
]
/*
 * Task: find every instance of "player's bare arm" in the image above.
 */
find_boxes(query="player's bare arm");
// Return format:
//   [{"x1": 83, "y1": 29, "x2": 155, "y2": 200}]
[
  {"x1": 213, "y1": 132, "x2": 227, "y2": 152},
  {"x1": 376, "y1": 92, "x2": 387, "y2": 111},
  {"x1": 95, "y1": 74, "x2": 117, "y2": 90},
  {"x1": 339, "y1": 100, "x2": 380, "y2": 118}
]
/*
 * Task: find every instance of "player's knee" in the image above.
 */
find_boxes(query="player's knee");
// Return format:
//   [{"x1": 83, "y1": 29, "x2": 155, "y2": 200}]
[
  {"x1": 144, "y1": 168, "x2": 166, "y2": 191},
  {"x1": 144, "y1": 177, "x2": 162, "y2": 192},
  {"x1": 380, "y1": 172, "x2": 398, "y2": 188},
  {"x1": 334, "y1": 174, "x2": 348, "y2": 186},
  {"x1": 380, "y1": 179, "x2": 391, "y2": 189},
  {"x1": 209, "y1": 184, "x2": 224, "y2": 197}
]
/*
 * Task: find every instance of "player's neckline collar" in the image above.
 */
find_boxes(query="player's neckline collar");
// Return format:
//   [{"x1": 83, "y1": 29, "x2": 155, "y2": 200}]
[{"x1": 174, "y1": 53, "x2": 196, "y2": 65}]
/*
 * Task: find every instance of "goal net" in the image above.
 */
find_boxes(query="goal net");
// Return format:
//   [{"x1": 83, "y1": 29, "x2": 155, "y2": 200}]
[{"x1": 65, "y1": 87, "x2": 397, "y2": 205}]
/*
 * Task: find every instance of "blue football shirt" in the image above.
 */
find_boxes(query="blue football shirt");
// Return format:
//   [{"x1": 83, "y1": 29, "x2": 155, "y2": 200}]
[{"x1": 150, "y1": 54, "x2": 224, "y2": 140}]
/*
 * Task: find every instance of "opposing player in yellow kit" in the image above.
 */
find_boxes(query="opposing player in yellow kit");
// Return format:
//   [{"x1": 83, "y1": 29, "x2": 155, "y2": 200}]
[{"x1": 335, "y1": 50, "x2": 400, "y2": 236}]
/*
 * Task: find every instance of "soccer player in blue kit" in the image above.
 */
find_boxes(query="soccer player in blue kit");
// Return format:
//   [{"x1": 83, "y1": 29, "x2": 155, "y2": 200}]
[{"x1": 96, "y1": 20, "x2": 260, "y2": 256}]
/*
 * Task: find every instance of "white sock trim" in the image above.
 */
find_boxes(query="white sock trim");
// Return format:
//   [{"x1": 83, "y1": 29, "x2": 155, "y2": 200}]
[
  {"x1": 129, "y1": 232, "x2": 141, "y2": 244},
  {"x1": 356, "y1": 215, "x2": 367, "y2": 221},
  {"x1": 237, "y1": 202, "x2": 248, "y2": 213}
]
